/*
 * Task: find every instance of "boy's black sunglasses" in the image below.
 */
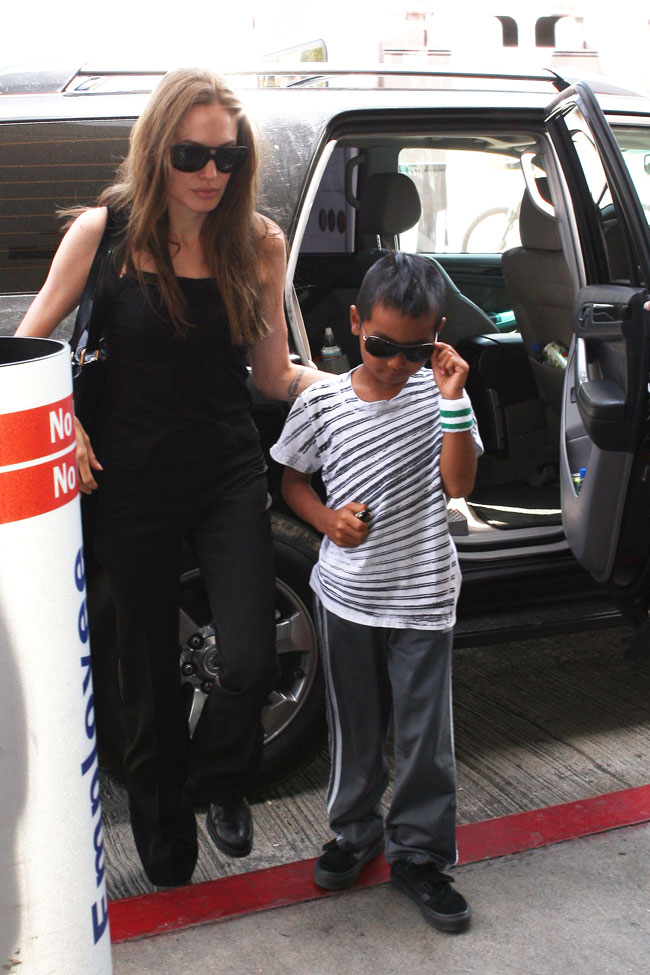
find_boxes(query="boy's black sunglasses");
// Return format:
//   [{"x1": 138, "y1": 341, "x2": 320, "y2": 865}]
[
  {"x1": 170, "y1": 143, "x2": 248, "y2": 174},
  {"x1": 361, "y1": 324, "x2": 436, "y2": 363}
]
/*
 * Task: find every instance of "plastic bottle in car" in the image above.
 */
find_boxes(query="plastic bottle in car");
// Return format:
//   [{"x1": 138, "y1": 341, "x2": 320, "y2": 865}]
[
  {"x1": 542, "y1": 342, "x2": 568, "y2": 369},
  {"x1": 571, "y1": 466, "x2": 587, "y2": 493},
  {"x1": 320, "y1": 327, "x2": 350, "y2": 374}
]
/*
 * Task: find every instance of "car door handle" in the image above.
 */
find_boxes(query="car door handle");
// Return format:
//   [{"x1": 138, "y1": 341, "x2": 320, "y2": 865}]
[
  {"x1": 575, "y1": 334, "x2": 589, "y2": 387},
  {"x1": 575, "y1": 338, "x2": 626, "y2": 420},
  {"x1": 577, "y1": 302, "x2": 626, "y2": 335}
]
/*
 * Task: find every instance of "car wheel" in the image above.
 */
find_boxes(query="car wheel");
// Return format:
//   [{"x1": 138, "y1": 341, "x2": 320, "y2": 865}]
[
  {"x1": 91, "y1": 512, "x2": 325, "y2": 786},
  {"x1": 262, "y1": 512, "x2": 325, "y2": 782}
]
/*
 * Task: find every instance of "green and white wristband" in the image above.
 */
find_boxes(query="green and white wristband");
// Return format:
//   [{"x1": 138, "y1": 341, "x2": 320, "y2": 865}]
[{"x1": 440, "y1": 392, "x2": 473, "y2": 432}]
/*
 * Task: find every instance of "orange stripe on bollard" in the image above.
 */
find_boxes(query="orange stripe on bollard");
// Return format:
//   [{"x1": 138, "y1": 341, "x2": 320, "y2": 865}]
[
  {"x1": 1, "y1": 338, "x2": 112, "y2": 973},
  {"x1": 0, "y1": 444, "x2": 78, "y2": 524},
  {"x1": 0, "y1": 393, "x2": 75, "y2": 467}
]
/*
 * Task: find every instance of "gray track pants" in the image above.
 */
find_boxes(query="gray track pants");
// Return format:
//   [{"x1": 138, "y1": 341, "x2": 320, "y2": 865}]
[{"x1": 314, "y1": 597, "x2": 458, "y2": 867}]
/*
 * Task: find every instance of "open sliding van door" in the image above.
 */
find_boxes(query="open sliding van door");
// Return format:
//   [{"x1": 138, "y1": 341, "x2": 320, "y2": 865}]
[{"x1": 545, "y1": 83, "x2": 650, "y2": 608}]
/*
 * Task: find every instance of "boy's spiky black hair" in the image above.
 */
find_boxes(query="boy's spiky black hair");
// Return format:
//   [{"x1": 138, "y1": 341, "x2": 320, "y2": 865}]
[{"x1": 356, "y1": 252, "x2": 445, "y2": 325}]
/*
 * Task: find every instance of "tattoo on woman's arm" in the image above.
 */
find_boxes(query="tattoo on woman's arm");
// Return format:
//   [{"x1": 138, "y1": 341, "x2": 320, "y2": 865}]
[{"x1": 287, "y1": 367, "x2": 306, "y2": 401}]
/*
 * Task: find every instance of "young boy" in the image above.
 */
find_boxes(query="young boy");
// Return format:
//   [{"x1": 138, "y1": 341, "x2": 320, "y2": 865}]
[{"x1": 270, "y1": 253, "x2": 482, "y2": 932}]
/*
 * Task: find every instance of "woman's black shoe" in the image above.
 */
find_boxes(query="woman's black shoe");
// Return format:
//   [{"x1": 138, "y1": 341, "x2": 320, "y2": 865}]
[
  {"x1": 206, "y1": 798, "x2": 253, "y2": 858},
  {"x1": 153, "y1": 881, "x2": 192, "y2": 892}
]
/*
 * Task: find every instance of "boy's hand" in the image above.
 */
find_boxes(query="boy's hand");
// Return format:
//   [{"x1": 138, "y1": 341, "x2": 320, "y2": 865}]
[
  {"x1": 431, "y1": 342, "x2": 470, "y2": 400},
  {"x1": 322, "y1": 502, "x2": 370, "y2": 547},
  {"x1": 281, "y1": 469, "x2": 370, "y2": 545}
]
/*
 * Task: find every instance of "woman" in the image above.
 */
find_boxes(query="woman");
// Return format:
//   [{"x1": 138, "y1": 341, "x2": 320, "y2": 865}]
[{"x1": 17, "y1": 68, "x2": 322, "y2": 889}]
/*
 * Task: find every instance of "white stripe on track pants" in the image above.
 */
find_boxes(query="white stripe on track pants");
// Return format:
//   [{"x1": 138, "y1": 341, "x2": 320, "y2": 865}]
[{"x1": 314, "y1": 596, "x2": 458, "y2": 866}]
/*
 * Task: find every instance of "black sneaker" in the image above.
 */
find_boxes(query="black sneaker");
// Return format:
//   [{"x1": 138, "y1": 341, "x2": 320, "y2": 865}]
[
  {"x1": 313, "y1": 835, "x2": 384, "y2": 891},
  {"x1": 390, "y1": 859, "x2": 471, "y2": 932}
]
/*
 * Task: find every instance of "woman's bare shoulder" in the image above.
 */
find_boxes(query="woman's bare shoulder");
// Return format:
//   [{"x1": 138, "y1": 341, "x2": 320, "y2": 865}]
[
  {"x1": 16, "y1": 207, "x2": 111, "y2": 337},
  {"x1": 255, "y1": 213, "x2": 286, "y2": 264},
  {"x1": 50, "y1": 206, "x2": 111, "y2": 278},
  {"x1": 68, "y1": 205, "x2": 109, "y2": 245},
  {"x1": 256, "y1": 212, "x2": 285, "y2": 241}
]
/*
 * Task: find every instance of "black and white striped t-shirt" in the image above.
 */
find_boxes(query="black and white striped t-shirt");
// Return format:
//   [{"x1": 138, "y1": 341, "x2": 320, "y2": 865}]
[{"x1": 270, "y1": 367, "x2": 483, "y2": 630}]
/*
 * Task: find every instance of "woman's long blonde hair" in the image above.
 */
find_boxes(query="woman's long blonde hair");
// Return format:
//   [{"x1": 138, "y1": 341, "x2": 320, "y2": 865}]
[{"x1": 100, "y1": 67, "x2": 270, "y2": 344}]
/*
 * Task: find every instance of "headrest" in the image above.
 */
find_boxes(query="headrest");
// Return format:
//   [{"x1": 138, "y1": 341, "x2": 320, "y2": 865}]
[
  {"x1": 358, "y1": 172, "x2": 422, "y2": 237},
  {"x1": 519, "y1": 187, "x2": 562, "y2": 252}
]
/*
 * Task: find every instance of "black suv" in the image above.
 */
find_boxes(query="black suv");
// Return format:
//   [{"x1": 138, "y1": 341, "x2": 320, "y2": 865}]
[{"x1": 2, "y1": 65, "x2": 650, "y2": 779}]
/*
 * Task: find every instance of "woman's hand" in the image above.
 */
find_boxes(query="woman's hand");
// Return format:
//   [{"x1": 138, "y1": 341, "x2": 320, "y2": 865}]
[
  {"x1": 74, "y1": 417, "x2": 103, "y2": 494},
  {"x1": 431, "y1": 341, "x2": 470, "y2": 400}
]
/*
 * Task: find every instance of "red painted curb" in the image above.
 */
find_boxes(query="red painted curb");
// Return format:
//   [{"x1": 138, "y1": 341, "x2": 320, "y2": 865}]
[{"x1": 108, "y1": 783, "x2": 650, "y2": 943}]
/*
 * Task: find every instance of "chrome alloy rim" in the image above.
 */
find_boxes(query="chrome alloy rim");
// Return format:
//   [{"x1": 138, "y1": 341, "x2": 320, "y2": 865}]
[{"x1": 178, "y1": 571, "x2": 319, "y2": 743}]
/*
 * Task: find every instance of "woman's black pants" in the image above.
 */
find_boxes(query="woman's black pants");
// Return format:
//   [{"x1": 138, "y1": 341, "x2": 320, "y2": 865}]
[{"x1": 94, "y1": 459, "x2": 277, "y2": 886}]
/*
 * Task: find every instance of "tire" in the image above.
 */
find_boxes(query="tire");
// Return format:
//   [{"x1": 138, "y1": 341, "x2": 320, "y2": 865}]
[
  {"x1": 261, "y1": 512, "x2": 325, "y2": 784},
  {"x1": 91, "y1": 512, "x2": 325, "y2": 786}
]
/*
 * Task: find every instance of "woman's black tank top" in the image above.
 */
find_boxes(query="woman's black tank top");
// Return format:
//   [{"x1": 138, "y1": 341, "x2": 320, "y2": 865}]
[{"x1": 100, "y1": 274, "x2": 262, "y2": 470}]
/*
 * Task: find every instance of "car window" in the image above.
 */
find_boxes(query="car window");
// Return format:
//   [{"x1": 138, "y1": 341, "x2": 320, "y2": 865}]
[
  {"x1": 397, "y1": 147, "x2": 524, "y2": 254},
  {"x1": 611, "y1": 125, "x2": 650, "y2": 223},
  {"x1": 564, "y1": 106, "x2": 648, "y2": 286},
  {"x1": 569, "y1": 124, "x2": 612, "y2": 208},
  {"x1": 0, "y1": 119, "x2": 130, "y2": 295}
]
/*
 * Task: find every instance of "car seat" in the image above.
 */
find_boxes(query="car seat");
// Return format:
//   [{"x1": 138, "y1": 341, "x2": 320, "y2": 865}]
[
  {"x1": 502, "y1": 184, "x2": 575, "y2": 437},
  {"x1": 356, "y1": 172, "x2": 496, "y2": 347},
  {"x1": 357, "y1": 171, "x2": 423, "y2": 263},
  {"x1": 307, "y1": 171, "x2": 424, "y2": 365}
]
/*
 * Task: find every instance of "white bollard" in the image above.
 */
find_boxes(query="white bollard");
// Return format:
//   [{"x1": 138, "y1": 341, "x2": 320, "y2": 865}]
[{"x1": 0, "y1": 337, "x2": 113, "y2": 975}]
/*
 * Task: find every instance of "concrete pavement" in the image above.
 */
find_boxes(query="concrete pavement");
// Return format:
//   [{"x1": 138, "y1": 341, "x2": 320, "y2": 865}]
[{"x1": 111, "y1": 820, "x2": 650, "y2": 975}]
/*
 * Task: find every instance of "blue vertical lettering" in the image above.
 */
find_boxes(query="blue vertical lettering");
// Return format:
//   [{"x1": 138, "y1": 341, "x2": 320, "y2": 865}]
[
  {"x1": 77, "y1": 547, "x2": 109, "y2": 944},
  {"x1": 91, "y1": 896, "x2": 109, "y2": 944}
]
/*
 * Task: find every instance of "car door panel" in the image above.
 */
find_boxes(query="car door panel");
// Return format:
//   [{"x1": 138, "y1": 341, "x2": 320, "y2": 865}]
[
  {"x1": 573, "y1": 285, "x2": 648, "y2": 450},
  {"x1": 546, "y1": 84, "x2": 650, "y2": 588},
  {"x1": 561, "y1": 289, "x2": 647, "y2": 583}
]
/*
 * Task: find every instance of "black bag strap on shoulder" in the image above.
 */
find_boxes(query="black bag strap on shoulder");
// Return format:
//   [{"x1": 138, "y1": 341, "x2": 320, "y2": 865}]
[{"x1": 70, "y1": 208, "x2": 121, "y2": 374}]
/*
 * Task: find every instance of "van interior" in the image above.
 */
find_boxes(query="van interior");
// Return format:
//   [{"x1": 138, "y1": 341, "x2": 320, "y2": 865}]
[{"x1": 291, "y1": 125, "x2": 637, "y2": 555}]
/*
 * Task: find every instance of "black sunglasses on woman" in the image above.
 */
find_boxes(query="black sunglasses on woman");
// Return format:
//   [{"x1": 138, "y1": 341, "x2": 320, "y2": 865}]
[{"x1": 170, "y1": 143, "x2": 248, "y2": 173}]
